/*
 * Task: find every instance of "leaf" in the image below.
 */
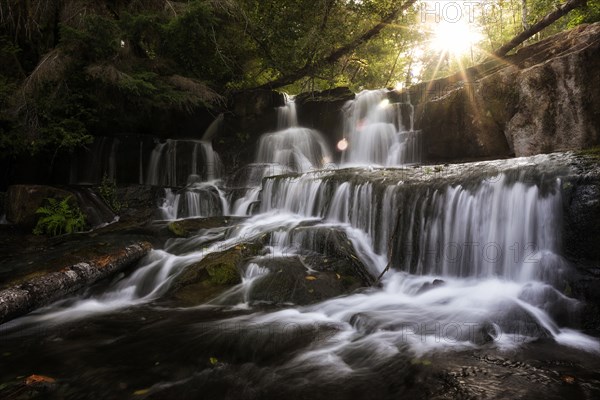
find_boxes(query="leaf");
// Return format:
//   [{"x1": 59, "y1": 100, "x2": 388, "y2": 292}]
[
  {"x1": 133, "y1": 388, "x2": 150, "y2": 395},
  {"x1": 209, "y1": 357, "x2": 218, "y2": 365},
  {"x1": 561, "y1": 375, "x2": 576, "y2": 384},
  {"x1": 305, "y1": 276, "x2": 317, "y2": 281},
  {"x1": 25, "y1": 374, "x2": 56, "y2": 385},
  {"x1": 336, "y1": 273, "x2": 341, "y2": 280}
]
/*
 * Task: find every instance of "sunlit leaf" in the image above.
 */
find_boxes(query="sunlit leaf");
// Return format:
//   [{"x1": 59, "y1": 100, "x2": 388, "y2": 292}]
[{"x1": 25, "y1": 374, "x2": 56, "y2": 385}]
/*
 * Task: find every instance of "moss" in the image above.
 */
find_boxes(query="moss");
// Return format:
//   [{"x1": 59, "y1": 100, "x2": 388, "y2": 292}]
[
  {"x1": 577, "y1": 146, "x2": 600, "y2": 159},
  {"x1": 167, "y1": 221, "x2": 186, "y2": 237},
  {"x1": 206, "y1": 260, "x2": 241, "y2": 285},
  {"x1": 167, "y1": 217, "x2": 245, "y2": 237}
]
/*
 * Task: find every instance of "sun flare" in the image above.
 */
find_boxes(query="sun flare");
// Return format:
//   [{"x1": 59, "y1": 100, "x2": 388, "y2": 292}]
[{"x1": 430, "y1": 21, "x2": 482, "y2": 56}]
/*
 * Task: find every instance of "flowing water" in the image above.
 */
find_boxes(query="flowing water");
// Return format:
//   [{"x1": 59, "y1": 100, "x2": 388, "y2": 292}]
[
  {"x1": 1, "y1": 90, "x2": 599, "y2": 399},
  {"x1": 341, "y1": 89, "x2": 422, "y2": 166}
]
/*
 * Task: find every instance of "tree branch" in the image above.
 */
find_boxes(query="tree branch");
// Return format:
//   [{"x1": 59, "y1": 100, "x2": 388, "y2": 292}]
[
  {"x1": 494, "y1": 0, "x2": 587, "y2": 57},
  {"x1": 252, "y1": 0, "x2": 417, "y2": 90}
]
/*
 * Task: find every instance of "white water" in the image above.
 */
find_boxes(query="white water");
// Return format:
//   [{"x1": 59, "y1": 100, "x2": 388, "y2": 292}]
[
  {"x1": 230, "y1": 96, "x2": 332, "y2": 216},
  {"x1": 342, "y1": 89, "x2": 422, "y2": 166},
  {"x1": 146, "y1": 139, "x2": 223, "y2": 186},
  {"x1": 160, "y1": 181, "x2": 229, "y2": 219},
  {"x1": 8, "y1": 92, "x2": 599, "y2": 357}
]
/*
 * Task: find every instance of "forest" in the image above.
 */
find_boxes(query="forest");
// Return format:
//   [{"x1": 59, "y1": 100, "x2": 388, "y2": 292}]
[
  {"x1": 1, "y1": 1, "x2": 600, "y2": 399},
  {"x1": 0, "y1": 0, "x2": 598, "y2": 157}
]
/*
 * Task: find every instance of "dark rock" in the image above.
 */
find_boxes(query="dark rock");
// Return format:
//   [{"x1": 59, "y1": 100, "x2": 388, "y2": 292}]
[
  {"x1": 285, "y1": 225, "x2": 376, "y2": 286},
  {"x1": 6, "y1": 185, "x2": 74, "y2": 229},
  {"x1": 166, "y1": 241, "x2": 266, "y2": 306},
  {"x1": 115, "y1": 185, "x2": 164, "y2": 222},
  {"x1": 295, "y1": 87, "x2": 356, "y2": 161},
  {"x1": 215, "y1": 90, "x2": 285, "y2": 172},
  {"x1": 167, "y1": 216, "x2": 247, "y2": 238},
  {"x1": 563, "y1": 180, "x2": 600, "y2": 263},
  {"x1": 0, "y1": 191, "x2": 5, "y2": 217},
  {"x1": 248, "y1": 255, "x2": 366, "y2": 306},
  {"x1": 416, "y1": 279, "x2": 446, "y2": 294}
]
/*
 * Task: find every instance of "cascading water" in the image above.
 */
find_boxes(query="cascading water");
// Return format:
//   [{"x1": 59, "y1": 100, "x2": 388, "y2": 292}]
[
  {"x1": 146, "y1": 139, "x2": 223, "y2": 186},
  {"x1": 159, "y1": 183, "x2": 229, "y2": 220},
  {"x1": 230, "y1": 96, "x2": 332, "y2": 215},
  {"x1": 2, "y1": 91, "x2": 599, "y2": 398},
  {"x1": 341, "y1": 89, "x2": 422, "y2": 166}
]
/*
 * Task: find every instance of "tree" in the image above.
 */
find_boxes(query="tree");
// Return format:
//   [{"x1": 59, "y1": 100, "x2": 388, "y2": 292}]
[{"x1": 494, "y1": 0, "x2": 588, "y2": 57}]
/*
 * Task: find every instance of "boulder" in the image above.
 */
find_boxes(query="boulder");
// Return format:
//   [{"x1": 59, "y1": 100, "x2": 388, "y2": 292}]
[
  {"x1": 166, "y1": 241, "x2": 265, "y2": 306},
  {"x1": 248, "y1": 254, "x2": 367, "y2": 306},
  {"x1": 6, "y1": 185, "x2": 74, "y2": 229},
  {"x1": 167, "y1": 216, "x2": 246, "y2": 238}
]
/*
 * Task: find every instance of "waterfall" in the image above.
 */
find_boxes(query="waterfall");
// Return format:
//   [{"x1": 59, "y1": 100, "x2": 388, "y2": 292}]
[
  {"x1": 7, "y1": 84, "x2": 598, "y2": 374},
  {"x1": 260, "y1": 167, "x2": 565, "y2": 283},
  {"x1": 230, "y1": 97, "x2": 332, "y2": 216},
  {"x1": 146, "y1": 140, "x2": 223, "y2": 186},
  {"x1": 70, "y1": 137, "x2": 120, "y2": 184},
  {"x1": 160, "y1": 183, "x2": 229, "y2": 220},
  {"x1": 255, "y1": 128, "x2": 332, "y2": 173},
  {"x1": 278, "y1": 94, "x2": 298, "y2": 129},
  {"x1": 342, "y1": 89, "x2": 422, "y2": 166}
]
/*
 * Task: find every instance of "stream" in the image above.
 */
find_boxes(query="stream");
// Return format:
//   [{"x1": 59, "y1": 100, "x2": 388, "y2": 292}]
[{"x1": 1, "y1": 90, "x2": 599, "y2": 399}]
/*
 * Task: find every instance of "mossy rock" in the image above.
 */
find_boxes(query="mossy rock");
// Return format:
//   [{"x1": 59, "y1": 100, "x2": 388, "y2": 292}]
[
  {"x1": 167, "y1": 216, "x2": 246, "y2": 237},
  {"x1": 166, "y1": 241, "x2": 265, "y2": 306}
]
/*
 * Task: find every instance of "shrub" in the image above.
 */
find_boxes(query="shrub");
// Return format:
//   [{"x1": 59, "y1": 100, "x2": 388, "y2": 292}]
[{"x1": 33, "y1": 196, "x2": 87, "y2": 236}]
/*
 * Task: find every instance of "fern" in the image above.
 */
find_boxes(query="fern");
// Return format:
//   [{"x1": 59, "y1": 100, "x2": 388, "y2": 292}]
[{"x1": 33, "y1": 196, "x2": 87, "y2": 236}]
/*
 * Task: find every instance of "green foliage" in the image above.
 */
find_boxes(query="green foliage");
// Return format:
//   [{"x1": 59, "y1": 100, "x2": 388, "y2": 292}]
[
  {"x1": 33, "y1": 196, "x2": 87, "y2": 236},
  {"x1": 569, "y1": 2, "x2": 600, "y2": 26},
  {"x1": 99, "y1": 173, "x2": 126, "y2": 212},
  {"x1": 99, "y1": 174, "x2": 124, "y2": 213},
  {"x1": 60, "y1": 16, "x2": 120, "y2": 62},
  {"x1": 0, "y1": 0, "x2": 596, "y2": 157}
]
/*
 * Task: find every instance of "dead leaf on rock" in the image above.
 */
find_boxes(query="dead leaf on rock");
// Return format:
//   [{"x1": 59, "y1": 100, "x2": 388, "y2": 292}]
[
  {"x1": 305, "y1": 276, "x2": 317, "y2": 281},
  {"x1": 561, "y1": 375, "x2": 576, "y2": 384},
  {"x1": 25, "y1": 374, "x2": 56, "y2": 386}
]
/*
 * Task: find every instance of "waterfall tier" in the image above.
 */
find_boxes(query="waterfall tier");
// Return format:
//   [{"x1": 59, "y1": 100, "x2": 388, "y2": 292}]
[{"x1": 342, "y1": 89, "x2": 422, "y2": 166}]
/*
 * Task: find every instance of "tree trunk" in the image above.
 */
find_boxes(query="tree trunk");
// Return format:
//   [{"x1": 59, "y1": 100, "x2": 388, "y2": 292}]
[
  {"x1": 0, "y1": 241, "x2": 152, "y2": 325},
  {"x1": 253, "y1": 0, "x2": 417, "y2": 90},
  {"x1": 494, "y1": 0, "x2": 587, "y2": 57}
]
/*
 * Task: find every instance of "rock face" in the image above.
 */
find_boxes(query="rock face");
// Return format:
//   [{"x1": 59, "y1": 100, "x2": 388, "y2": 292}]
[
  {"x1": 6, "y1": 185, "x2": 74, "y2": 229},
  {"x1": 295, "y1": 87, "x2": 356, "y2": 159},
  {"x1": 408, "y1": 22, "x2": 600, "y2": 161},
  {"x1": 216, "y1": 89, "x2": 285, "y2": 171}
]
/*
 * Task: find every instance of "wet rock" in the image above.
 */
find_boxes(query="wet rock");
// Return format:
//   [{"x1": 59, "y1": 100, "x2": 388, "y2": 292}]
[
  {"x1": 166, "y1": 241, "x2": 265, "y2": 306},
  {"x1": 216, "y1": 90, "x2": 284, "y2": 171},
  {"x1": 295, "y1": 87, "x2": 356, "y2": 161},
  {"x1": 416, "y1": 279, "x2": 446, "y2": 294},
  {"x1": 285, "y1": 225, "x2": 375, "y2": 286},
  {"x1": 115, "y1": 185, "x2": 164, "y2": 222},
  {"x1": 167, "y1": 217, "x2": 246, "y2": 238},
  {"x1": 248, "y1": 255, "x2": 366, "y2": 306},
  {"x1": 6, "y1": 185, "x2": 74, "y2": 229}
]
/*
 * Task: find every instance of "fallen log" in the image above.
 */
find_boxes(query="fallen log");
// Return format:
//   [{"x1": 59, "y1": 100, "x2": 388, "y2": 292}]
[{"x1": 0, "y1": 241, "x2": 152, "y2": 325}]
